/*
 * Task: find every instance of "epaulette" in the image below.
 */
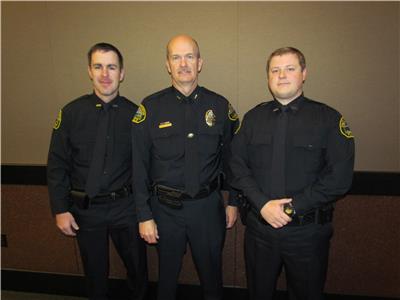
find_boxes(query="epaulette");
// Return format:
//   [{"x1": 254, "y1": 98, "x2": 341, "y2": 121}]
[
  {"x1": 143, "y1": 87, "x2": 173, "y2": 103},
  {"x1": 256, "y1": 101, "x2": 271, "y2": 107}
]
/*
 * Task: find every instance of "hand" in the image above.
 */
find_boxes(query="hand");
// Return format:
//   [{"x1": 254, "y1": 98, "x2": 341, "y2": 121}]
[
  {"x1": 225, "y1": 205, "x2": 238, "y2": 229},
  {"x1": 139, "y1": 219, "x2": 159, "y2": 244},
  {"x1": 56, "y1": 212, "x2": 79, "y2": 236},
  {"x1": 260, "y1": 198, "x2": 292, "y2": 228}
]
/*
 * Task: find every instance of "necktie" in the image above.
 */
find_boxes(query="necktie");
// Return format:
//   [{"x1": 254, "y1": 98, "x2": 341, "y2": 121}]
[
  {"x1": 85, "y1": 106, "x2": 109, "y2": 198},
  {"x1": 270, "y1": 105, "x2": 289, "y2": 198},
  {"x1": 184, "y1": 97, "x2": 200, "y2": 197}
]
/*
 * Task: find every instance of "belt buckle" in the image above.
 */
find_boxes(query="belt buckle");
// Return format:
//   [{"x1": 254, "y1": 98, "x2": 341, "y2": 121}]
[{"x1": 110, "y1": 191, "x2": 116, "y2": 201}]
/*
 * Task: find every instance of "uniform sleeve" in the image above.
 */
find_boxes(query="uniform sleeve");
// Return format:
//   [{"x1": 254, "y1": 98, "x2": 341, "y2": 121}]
[
  {"x1": 229, "y1": 113, "x2": 268, "y2": 211},
  {"x1": 131, "y1": 103, "x2": 154, "y2": 222},
  {"x1": 47, "y1": 109, "x2": 73, "y2": 215},
  {"x1": 222, "y1": 102, "x2": 240, "y2": 206},
  {"x1": 292, "y1": 112, "x2": 355, "y2": 214}
]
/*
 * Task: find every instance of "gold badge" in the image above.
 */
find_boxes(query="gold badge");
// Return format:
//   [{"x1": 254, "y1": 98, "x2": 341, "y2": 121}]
[
  {"x1": 228, "y1": 103, "x2": 239, "y2": 121},
  {"x1": 159, "y1": 121, "x2": 172, "y2": 128},
  {"x1": 53, "y1": 109, "x2": 62, "y2": 130},
  {"x1": 339, "y1": 117, "x2": 354, "y2": 138},
  {"x1": 132, "y1": 104, "x2": 146, "y2": 124},
  {"x1": 205, "y1": 109, "x2": 216, "y2": 127}
]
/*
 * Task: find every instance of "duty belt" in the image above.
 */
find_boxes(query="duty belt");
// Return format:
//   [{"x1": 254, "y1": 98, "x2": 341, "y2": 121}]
[
  {"x1": 70, "y1": 186, "x2": 132, "y2": 209},
  {"x1": 258, "y1": 206, "x2": 334, "y2": 226},
  {"x1": 154, "y1": 177, "x2": 219, "y2": 209}
]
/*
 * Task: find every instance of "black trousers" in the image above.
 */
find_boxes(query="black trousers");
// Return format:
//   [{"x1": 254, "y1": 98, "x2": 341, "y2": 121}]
[
  {"x1": 245, "y1": 211, "x2": 333, "y2": 300},
  {"x1": 73, "y1": 196, "x2": 148, "y2": 300},
  {"x1": 151, "y1": 190, "x2": 226, "y2": 300}
]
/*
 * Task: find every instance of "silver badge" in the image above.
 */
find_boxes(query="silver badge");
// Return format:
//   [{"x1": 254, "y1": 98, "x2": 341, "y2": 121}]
[{"x1": 205, "y1": 109, "x2": 216, "y2": 127}]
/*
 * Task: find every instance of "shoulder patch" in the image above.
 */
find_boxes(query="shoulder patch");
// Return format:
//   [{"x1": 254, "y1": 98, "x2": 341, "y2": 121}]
[
  {"x1": 339, "y1": 117, "x2": 354, "y2": 138},
  {"x1": 228, "y1": 103, "x2": 238, "y2": 121},
  {"x1": 53, "y1": 109, "x2": 62, "y2": 130},
  {"x1": 132, "y1": 104, "x2": 146, "y2": 124}
]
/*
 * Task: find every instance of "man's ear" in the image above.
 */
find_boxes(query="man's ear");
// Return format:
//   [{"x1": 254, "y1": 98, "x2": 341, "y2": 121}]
[
  {"x1": 197, "y1": 58, "x2": 203, "y2": 73},
  {"x1": 302, "y1": 67, "x2": 307, "y2": 83},
  {"x1": 165, "y1": 60, "x2": 172, "y2": 74},
  {"x1": 120, "y1": 68, "x2": 125, "y2": 82},
  {"x1": 88, "y1": 66, "x2": 93, "y2": 80}
]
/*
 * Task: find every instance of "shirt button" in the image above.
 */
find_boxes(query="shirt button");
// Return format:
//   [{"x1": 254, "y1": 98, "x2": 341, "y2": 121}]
[{"x1": 187, "y1": 133, "x2": 194, "y2": 138}]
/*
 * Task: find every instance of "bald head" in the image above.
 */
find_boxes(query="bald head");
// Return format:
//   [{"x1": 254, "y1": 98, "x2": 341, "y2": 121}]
[{"x1": 166, "y1": 35, "x2": 201, "y2": 59}]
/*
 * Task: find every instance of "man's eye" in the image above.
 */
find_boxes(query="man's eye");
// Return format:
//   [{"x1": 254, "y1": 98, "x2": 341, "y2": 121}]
[
  {"x1": 271, "y1": 69, "x2": 278, "y2": 73},
  {"x1": 187, "y1": 55, "x2": 194, "y2": 59},
  {"x1": 287, "y1": 67, "x2": 295, "y2": 71},
  {"x1": 109, "y1": 66, "x2": 117, "y2": 70}
]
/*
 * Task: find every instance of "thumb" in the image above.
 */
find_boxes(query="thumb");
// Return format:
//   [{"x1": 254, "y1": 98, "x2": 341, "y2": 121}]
[
  {"x1": 154, "y1": 224, "x2": 159, "y2": 239},
  {"x1": 71, "y1": 218, "x2": 80, "y2": 231},
  {"x1": 279, "y1": 198, "x2": 293, "y2": 204}
]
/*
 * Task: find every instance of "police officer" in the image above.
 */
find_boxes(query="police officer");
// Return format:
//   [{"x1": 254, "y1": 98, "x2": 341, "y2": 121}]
[
  {"x1": 230, "y1": 47, "x2": 355, "y2": 300},
  {"x1": 131, "y1": 35, "x2": 239, "y2": 300},
  {"x1": 47, "y1": 43, "x2": 148, "y2": 300}
]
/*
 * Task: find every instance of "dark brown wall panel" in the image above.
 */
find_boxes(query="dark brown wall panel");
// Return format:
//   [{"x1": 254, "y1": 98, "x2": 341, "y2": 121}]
[
  {"x1": 2, "y1": 185, "x2": 399, "y2": 298},
  {"x1": 1, "y1": 185, "x2": 81, "y2": 274}
]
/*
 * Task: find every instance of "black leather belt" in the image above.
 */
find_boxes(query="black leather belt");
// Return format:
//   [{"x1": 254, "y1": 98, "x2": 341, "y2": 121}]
[
  {"x1": 258, "y1": 206, "x2": 333, "y2": 226},
  {"x1": 70, "y1": 186, "x2": 132, "y2": 209},
  {"x1": 91, "y1": 186, "x2": 132, "y2": 203},
  {"x1": 154, "y1": 177, "x2": 220, "y2": 209}
]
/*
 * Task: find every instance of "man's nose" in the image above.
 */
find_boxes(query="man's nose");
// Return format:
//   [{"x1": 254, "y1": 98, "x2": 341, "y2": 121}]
[
  {"x1": 279, "y1": 69, "x2": 286, "y2": 78},
  {"x1": 101, "y1": 67, "x2": 109, "y2": 76},
  {"x1": 180, "y1": 58, "x2": 187, "y2": 67}
]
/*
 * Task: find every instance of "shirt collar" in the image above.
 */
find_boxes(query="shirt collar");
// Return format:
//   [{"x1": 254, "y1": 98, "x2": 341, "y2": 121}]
[
  {"x1": 272, "y1": 94, "x2": 305, "y2": 113},
  {"x1": 173, "y1": 85, "x2": 201, "y2": 102},
  {"x1": 91, "y1": 93, "x2": 121, "y2": 111}
]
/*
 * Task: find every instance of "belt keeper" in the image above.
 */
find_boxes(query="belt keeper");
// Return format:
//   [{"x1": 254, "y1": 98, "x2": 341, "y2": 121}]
[
  {"x1": 298, "y1": 215, "x2": 304, "y2": 225},
  {"x1": 110, "y1": 191, "x2": 116, "y2": 200}
]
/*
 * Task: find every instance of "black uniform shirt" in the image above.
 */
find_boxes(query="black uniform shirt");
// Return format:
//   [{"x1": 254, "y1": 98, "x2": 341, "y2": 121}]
[
  {"x1": 47, "y1": 93, "x2": 138, "y2": 215},
  {"x1": 132, "y1": 86, "x2": 240, "y2": 222},
  {"x1": 230, "y1": 95, "x2": 355, "y2": 216}
]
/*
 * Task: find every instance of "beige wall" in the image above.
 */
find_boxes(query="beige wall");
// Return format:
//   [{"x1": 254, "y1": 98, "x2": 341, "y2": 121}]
[{"x1": 2, "y1": 2, "x2": 399, "y2": 171}]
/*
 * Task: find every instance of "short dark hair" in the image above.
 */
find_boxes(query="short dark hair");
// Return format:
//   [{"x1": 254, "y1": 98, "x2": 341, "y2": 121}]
[
  {"x1": 87, "y1": 42, "x2": 123, "y2": 68},
  {"x1": 266, "y1": 47, "x2": 306, "y2": 73}
]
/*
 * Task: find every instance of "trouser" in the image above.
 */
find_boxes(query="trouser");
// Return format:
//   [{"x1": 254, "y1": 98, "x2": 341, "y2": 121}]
[
  {"x1": 151, "y1": 190, "x2": 226, "y2": 300},
  {"x1": 245, "y1": 211, "x2": 333, "y2": 300},
  {"x1": 73, "y1": 196, "x2": 148, "y2": 300}
]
